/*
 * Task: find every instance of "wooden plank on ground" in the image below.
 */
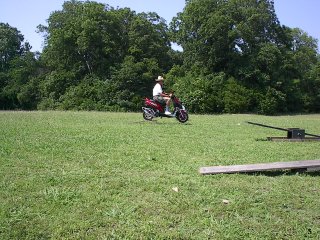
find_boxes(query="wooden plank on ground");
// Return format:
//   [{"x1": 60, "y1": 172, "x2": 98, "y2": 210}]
[{"x1": 199, "y1": 160, "x2": 320, "y2": 175}]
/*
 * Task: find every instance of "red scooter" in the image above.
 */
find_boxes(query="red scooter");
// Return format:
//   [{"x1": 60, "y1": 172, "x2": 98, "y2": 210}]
[{"x1": 142, "y1": 94, "x2": 189, "y2": 123}]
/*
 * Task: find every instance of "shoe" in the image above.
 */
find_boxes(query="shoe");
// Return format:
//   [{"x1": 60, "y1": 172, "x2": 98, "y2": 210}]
[{"x1": 165, "y1": 111, "x2": 172, "y2": 115}]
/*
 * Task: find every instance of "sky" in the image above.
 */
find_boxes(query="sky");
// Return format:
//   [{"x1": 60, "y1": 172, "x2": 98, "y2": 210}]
[{"x1": 0, "y1": 0, "x2": 319, "y2": 52}]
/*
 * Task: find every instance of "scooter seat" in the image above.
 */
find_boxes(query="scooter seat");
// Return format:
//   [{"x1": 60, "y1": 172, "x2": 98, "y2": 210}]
[{"x1": 153, "y1": 99, "x2": 166, "y2": 107}]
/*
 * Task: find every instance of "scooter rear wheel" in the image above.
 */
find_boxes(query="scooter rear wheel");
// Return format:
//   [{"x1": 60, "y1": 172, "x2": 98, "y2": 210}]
[{"x1": 143, "y1": 111, "x2": 153, "y2": 121}]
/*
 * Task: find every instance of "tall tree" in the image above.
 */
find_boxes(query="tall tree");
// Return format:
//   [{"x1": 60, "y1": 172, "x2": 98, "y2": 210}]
[
  {"x1": 0, "y1": 23, "x2": 25, "y2": 72},
  {"x1": 106, "y1": 10, "x2": 172, "y2": 110},
  {"x1": 171, "y1": 0, "x2": 286, "y2": 76},
  {"x1": 169, "y1": 0, "x2": 320, "y2": 114},
  {"x1": 38, "y1": 1, "x2": 124, "y2": 78},
  {"x1": 288, "y1": 28, "x2": 319, "y2": 112},
  {"x1": 37, "y1": 1, "x2": 174, "y2": 110},
  {"x1": 0, "y1": 23, "x2": 37, "y2": 109}
]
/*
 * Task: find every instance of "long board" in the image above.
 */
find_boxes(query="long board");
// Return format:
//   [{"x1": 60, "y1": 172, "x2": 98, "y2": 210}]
[{"x1": 199, "y1": 160, "x2": 320, "y2": 175}]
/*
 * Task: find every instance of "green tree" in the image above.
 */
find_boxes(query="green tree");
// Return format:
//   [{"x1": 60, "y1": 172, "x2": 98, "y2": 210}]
[
  {"x1": 108, "y1": 10, "x2": 173, "y2": 109},
  {"x1": 171, "y1": 0, "x2": 284, "y2": 73},
  {"x1": 0, "y1": 23, "x2": 25, "y2": 72},
  {"x1": 37, "y1": 1, "x2": 174, "y2": 111},
  {"x1": 223, "y1": 78, "x2": 251, "y2": 113},
  {"x1": 259, "y1": 87, "x2": 286, "y2": 115},
  {"x1": 289, "y1": 28, "x2": 319, "y2": 110},
  {"x1": 127, "y1": 12, "x2": 172, "y2": 71},
  {"x1": 302, "y1": 61, "x2": 320, "y2": 112},
  {"x1": 172, "y1": 72, "x2": 226, "y2": 113},
  {"x1": 171, "y1": 0, "x2": 232, "y2": 71},
  {"x1": 38, "y1": 1, "x2": 124, "y2": 78},
  {"x1": 110, "y1": 56, "x2": 162, "y2": 111},
  {"x1": 0, "y1": 23, "x2": 38, "y2": 109},
  {"x1": 170, "y1": 0, "x2": 320, "y2": 114}
]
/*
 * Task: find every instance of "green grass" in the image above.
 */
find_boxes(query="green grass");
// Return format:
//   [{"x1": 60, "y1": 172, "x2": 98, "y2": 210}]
[{"x1": 0, "y1": 111, "x2": 320, "y2": 239}]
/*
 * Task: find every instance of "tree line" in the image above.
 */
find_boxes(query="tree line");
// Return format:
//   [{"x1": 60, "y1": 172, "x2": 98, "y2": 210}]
[{"x1": 1, "y1": 0, "x2": 319, "y2": 114}]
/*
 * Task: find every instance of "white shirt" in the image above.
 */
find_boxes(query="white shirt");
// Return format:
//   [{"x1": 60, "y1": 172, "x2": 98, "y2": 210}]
[{"x1": 153, "y1": 83, "x2": 163, "y2": 96}]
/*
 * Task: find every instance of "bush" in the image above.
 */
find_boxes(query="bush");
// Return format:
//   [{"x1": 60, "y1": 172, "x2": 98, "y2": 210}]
[
  {"x1": 57, "y1": 75, "x2": 111, "y2": 111},
  {"x1": 223, "y1": 79, "x2": 251, "y2": 113},
  {"x1": 173, "y1": 72, "x2": 226, "y2": 113},
  {"x1": 259, "y1": 87, "x2": 287, "y2": 115},
  {"x1": 37, "y1": 97, "x2": 58, "y2": 110}
]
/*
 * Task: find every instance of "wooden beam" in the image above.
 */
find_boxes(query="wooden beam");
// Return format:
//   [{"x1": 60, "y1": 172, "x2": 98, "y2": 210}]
[{"x1": 199, "y1": 160, "x2": 320, "y2": 175}]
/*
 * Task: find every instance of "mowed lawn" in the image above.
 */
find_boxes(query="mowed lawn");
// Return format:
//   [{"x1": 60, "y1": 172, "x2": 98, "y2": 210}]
[{"x1": 0, "y1": 111, "x2": 319, "y2": 239}]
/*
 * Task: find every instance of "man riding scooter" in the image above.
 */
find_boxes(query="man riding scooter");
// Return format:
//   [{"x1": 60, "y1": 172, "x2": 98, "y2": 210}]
[
  {"x1": 153, "y1": 76, "x2": 172, "y2": 115},
  {"x1": 142, "y1": 76, "x2": 189, "y2": 123}
]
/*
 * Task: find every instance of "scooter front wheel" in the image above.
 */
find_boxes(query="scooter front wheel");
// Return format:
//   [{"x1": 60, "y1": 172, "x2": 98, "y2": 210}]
[{"x1": 176, "y1": 110, "x2": 188, "y2": 123}]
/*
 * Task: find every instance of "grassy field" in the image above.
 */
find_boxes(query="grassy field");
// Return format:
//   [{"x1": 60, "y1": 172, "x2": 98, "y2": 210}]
[{"x1": 0, "y1": 111, "x2": 320, "y2": 239}]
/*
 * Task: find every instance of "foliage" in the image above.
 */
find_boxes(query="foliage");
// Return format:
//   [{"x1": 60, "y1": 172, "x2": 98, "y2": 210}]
[
  {"x1": 1, "y1": 0, "x2": 320, "y2": 114},
  {"x1": 259, "y1": 87, "x2": 286, "y2": 115},
  {"x1": 58, "y1": 74, "x2": 109, "y2": 111},
  {"x1": 223, "y1": 78, "x2": 251, "y2": 113},
  {"x1": 33, "y1": 1, "x2": 173, "y2": 111},
  {"x1": 172, "y1": 72, "x2": 226, "y2": 113},
  {"x1": 302, "y1": 61, "x2": 320, "y2": 112},
  {"x1": 0, "y1": 23, "x2": 38, "y2": 109},
  {"x1": 0, "y1": 23, "x2": 25, "y2": 72},
  {"x1": 109, "y1": 56, "x2": 162, "y2": 111},
  {"x1": 169, "y1": 0, "x2": 320, "y2": 114}
]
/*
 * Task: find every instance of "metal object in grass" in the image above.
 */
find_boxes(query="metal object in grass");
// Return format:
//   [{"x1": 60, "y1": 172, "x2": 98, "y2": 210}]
[{"x1": 246, "y1": 121, "x2": 320, "y2": 142}]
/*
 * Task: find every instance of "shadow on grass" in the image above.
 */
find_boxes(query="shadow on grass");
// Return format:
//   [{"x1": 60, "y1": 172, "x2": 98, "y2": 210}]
[
  {"x1": 244, "y1": 169, "x2": 320, "y2": 177},
  {"x1": 255, "y1": 138, "x2": 269, "y2": 141},
  {"x1": 131, "y1": 120, "x2": 192, "y2": 125},
  {"x1": 203, "y1": 170, "x2": 320, "y2": 177}
]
